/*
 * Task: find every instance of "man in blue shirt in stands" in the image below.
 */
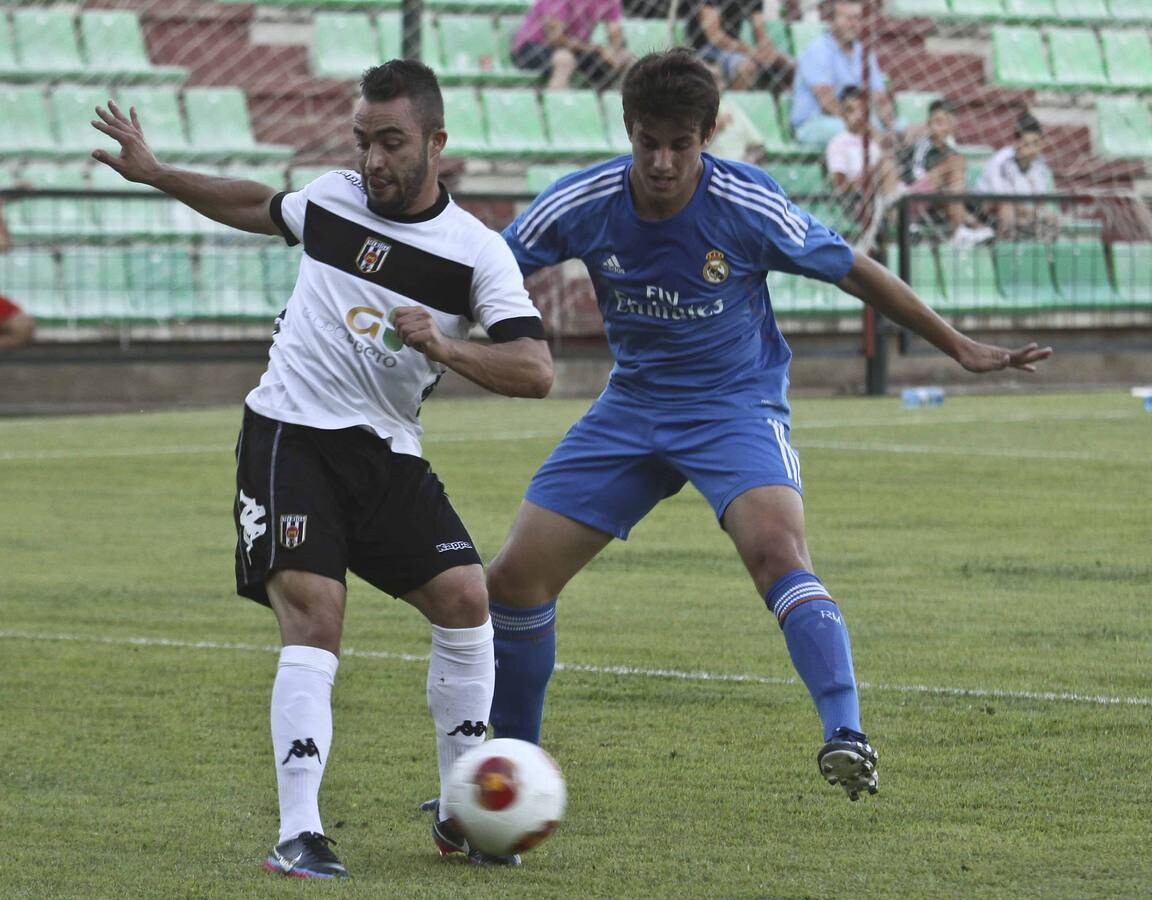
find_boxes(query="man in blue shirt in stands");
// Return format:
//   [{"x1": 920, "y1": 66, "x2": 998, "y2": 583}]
[
  {"x1": 791, "y1": 0, "x2": 896, "y2": 146},
  {"x1": 487, "y1": 48, "x2": 1051, "y2": 802}
]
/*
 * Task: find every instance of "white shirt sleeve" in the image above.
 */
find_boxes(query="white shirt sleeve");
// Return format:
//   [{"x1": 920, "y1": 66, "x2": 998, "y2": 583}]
[{"x1": 469, "y1": 231, "x2": 541, "y2": 333}]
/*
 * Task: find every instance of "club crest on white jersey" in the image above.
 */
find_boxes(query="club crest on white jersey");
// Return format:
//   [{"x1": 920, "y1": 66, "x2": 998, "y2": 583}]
[{"x1": 356, "y1": 237, "x2": 392, "y2": 274}]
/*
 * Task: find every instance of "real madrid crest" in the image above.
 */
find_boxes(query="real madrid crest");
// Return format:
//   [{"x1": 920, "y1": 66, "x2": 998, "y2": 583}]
[{"x1": 703, "y1": 249, "x2": 729, "y2": 284}]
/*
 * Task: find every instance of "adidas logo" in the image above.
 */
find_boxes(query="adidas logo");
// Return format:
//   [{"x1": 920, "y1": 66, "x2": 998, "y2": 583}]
[{"x1": 600, "y1": 254, "x2": 625, "y2": 274}]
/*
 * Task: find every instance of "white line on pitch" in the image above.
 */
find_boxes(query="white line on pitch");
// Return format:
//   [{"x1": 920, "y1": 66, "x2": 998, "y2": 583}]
[
  {"x1": 0, "y1": 629, "x2": 1146, "y2": 708},
  {"x1": 794, "y1": 439, "x2": 1143, "y2": 463}
]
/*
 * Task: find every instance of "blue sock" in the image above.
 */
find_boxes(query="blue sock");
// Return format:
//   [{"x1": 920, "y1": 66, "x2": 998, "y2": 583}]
[
  {"x1": 489, "y1": 599, "x2": 556, "y2": 745},
  {"x1": 766, "y1": 570, "x2": 862, "y2": 741}
]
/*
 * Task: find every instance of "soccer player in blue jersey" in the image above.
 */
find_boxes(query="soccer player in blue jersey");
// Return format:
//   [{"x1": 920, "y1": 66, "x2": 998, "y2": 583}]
[{"x1": 487, "y1": 49, "x2": 1052, "y2": 801}]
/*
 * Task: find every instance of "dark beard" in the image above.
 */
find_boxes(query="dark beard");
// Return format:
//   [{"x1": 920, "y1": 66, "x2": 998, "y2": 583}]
[{"x1": 362, "y1": 154, "x2": 430, "y2": 218}]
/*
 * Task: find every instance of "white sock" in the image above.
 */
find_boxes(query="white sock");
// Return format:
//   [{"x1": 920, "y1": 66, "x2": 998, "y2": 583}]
[
  {"x1": 427, "y1": 619, "x2": 495, "y2": 815},
  {"x1": 271, "y1": 645, "x2": 339, "y2": 843}
]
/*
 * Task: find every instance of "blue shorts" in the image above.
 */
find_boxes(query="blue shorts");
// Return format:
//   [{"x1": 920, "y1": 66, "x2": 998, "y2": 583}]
[{"x1": 525, "y1": 393, "x2": 802, "y2": 539}]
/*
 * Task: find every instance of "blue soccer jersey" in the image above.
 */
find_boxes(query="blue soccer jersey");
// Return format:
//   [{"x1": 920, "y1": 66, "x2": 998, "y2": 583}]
[{"x1": 503, "y1": 154, "x2": 855, "y2": 426}]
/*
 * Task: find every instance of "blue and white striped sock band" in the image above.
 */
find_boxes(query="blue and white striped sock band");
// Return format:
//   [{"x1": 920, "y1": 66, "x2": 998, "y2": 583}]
[
  {"x1": 490, "y1": 599, "x2": 557, "y2": 640},
  {"x1": 766, "y1": 570, "x2": 832, "y2": 626}
]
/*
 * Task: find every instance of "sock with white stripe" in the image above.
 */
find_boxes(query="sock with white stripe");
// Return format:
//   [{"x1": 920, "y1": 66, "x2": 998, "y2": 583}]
[
  {"x1": 766, "y1": 569, "x2": 862, "y2": 740},
  {"x1": 489, "y1": 600, "x2": 557, "y2": 744},
  {"x1": 271, "y1": 645, "x2": 338, "y2": 842},
  {"x1": 428, "y1": 619, "x2": 495, "y2": 814}
]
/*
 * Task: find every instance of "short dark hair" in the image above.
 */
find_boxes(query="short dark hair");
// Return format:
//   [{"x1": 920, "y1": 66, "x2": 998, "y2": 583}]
[
  {"x1": 1015, "y1": 113, "x2": 1043, "y2": 137},
  {"x1": 838, "y1": 84, "x2": 864, "y2": 103},
  {"x1": 927, "y1": 98, "x2": 954, "y2": 117},
  {"x1": 621, "y1": 49, "x2": 718, "y2": 139},
  {"x1": 360, "y1": 59, "x2": 444, "y2": 136}
]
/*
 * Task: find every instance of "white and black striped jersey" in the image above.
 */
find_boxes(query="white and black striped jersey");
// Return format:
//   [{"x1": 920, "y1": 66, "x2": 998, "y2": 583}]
[{"x1": 246, "y1": 170, "x2": 543, "y2": 456}]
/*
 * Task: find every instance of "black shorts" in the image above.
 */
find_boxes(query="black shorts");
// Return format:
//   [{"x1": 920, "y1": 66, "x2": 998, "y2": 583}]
[{"x1": 233, "y1": 406, "x2": 483, "y2": 605}]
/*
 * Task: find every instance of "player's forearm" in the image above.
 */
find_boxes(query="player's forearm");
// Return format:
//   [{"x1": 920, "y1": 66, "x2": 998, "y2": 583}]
[
  {"x1": 149, "y1": 166, "x2": 280, "y2": 236},
  {"x1": 434, "y1": 336, "x2": 554, "y2": 398},
  {"x1": 837, "y1": 252, "x2": 970, "y2": 362}
]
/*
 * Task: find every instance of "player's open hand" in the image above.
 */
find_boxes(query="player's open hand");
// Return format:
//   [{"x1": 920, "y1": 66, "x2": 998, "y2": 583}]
[
  {"x1": 90, "y1": 101, "x2": 163, "y2": 185},
  {"x1": 958, "y1": 339, "x2": 1053, "y2": 374},
  {"x1": 390, "y1": 307, "x2": 453, "y2": 363}
]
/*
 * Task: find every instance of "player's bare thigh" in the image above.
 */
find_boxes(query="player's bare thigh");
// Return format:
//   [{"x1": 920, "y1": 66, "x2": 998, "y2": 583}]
[
  {"x1": 722, "y1": 485, "x2": 813, "y2": 596},
  {"x1": 487, "y1": 500, "x2": 614, "y2": 606},
  {"x1": 402, "y1": 564, "x2": 489, "y2": 628},
  {"x1": 267, "y1": 569, "x2": 347, "y2": 654}
]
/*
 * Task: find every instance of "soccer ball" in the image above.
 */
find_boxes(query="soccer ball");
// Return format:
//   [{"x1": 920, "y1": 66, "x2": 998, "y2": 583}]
[{"x1": 443, "y1": 738, "x2": 567, "y2": 856}]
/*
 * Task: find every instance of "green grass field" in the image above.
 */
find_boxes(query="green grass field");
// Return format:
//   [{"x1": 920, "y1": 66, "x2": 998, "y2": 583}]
[{"x1": 1, "y1": 391, "x2": 1149, "y2": 898}]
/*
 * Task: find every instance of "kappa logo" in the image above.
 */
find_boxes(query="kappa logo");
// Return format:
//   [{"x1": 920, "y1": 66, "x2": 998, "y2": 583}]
[
  {"x1": 282, "y1": 737, "x2": 323, "y2": 765},
  {"x1": 356, "y1": 236, "x2": 392, "y2": 274},
  {"x1": 238, "y1": 490, "x2": 267, "y2": 563},
  {"x1": 600, "y1": 254, "x2": 626, "y2": 274},
  {"x1": 280, "y1": 514, "x2": 307, "y2": 549},
  {"x1": 447, "y1": 719, "x2": 487, "y2": 737}
]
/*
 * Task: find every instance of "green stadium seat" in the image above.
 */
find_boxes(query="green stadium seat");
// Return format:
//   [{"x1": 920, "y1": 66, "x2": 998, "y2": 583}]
[
  {"x1": 61, "y1": 247, "x2": 132, "y2": 320},
  {"x1": 125, "y1": 246, "x2": 199, "y2": 319},
  {"x1": 994, "y1": 241, "x2": 1057, "y2": 309},
  {"x1": 117, "y1": 86, "x2": 188, "y2": 155},
  {"x1": 1053, "y1": 0, "x2": 1110, "y2": 21},
  {"x1": 1051, "y1": 241, "x2": 1115, "y2": 306},
  {"x1": 89, "y1": 166, "x2": 180, "y2": 238},
  {"x1": 524, "y1": 163, "x2": 581, "y2": 194},
  {"x1": 726, "y1": 91, "x2": 809, "y2": 156},
  {"x1": 0, "y1": 249, "x2": 68, "y2": 320},
  {"x1": 0, "y1": 86, "x2": 58, "y2": 158},
  {"x1": 888, "y1": 0, "x2": 951, "y2": 16},
  {"x1": 806, "y1": 200, "x2": 855, "y2": 237},
  {"x1": 199, "y1": 247, "x2": 279, "y2": 318},
  {"x1": 903, "y1": 245, "x2": 950, "y2": 309},
  {"x1": 262, "y1": 243, "x2": 302, "y2": 309},
  {"x1": 763, "y1": 19, "x2": 791, "y2": 56},
  {"x1": 600, "y1": 90, "x2": 632, "y2": 154},
  {"x1": 1046, "y1": 28, "x2": 1109, "y2": 90},
  {"x1": 1110, "y1": 242, "x2": 1152, "y2": 304},
  {"x1": 425, "y1": 0, "x2": 529, "y2": 12},
  {"x1": 184, "y1": 86, "x2": 293, "y2": 161},
  {"x1": 79, "y1": 11, "x2": 187, "y2": 84},
  {"x1": 1099, "y1": 29, "x2": 1152, "y2": 91},
  {"x1": 6, "y1": 163, "x2": 96, "y2": 241},
  {"x1": 481, "y1": 89, "x2": 550, "y2": 156},
  {"x1": 768, "y1": 274, "x2": 853, "y2": 315},
  {"x1": 220, "y1": 162, "x2": 289, "y2": 191},
  {"x1": 287, "y1": 165, "x2": 340, "y2": 189},
  {"x1": 789, "y1": 22, "x2": 824, "y2": 57},
  {"x1": 11, "y1": 9, "x2": 86, "y2": 80},
  {"x1": 540, "y1": 91, "x2": 613, "y2": 157},
  {"x1": 434, "y1": 14, "x2": 535, "y2": 85},
  {"x1": 619, "y1": 18, "x2": 675, "y2": 54},
  {"x1": 991, "y1": 27, "x2": 1051, "y2": 87},
  {"x1": 1094, "y1": 96, "x2": 1152, "y2": 159},
  {"x1": 768, "y1": 161, "x2": 826, "y2": 196},
  {"x1": 312, "y1": 13, "x2": 381, "y2": 79},
  {"x1": 1104, "y1": 0, "x2": 1149, "y2": 22},
  {"x1": 937, "y1": 244, "x2": 1001, "y2": 311},
  {"x1": 894, "y1": 91, "x2": 942, "y2": 128},
  {"x1": 52, "y1": 86, "x2": 122, "y2": 159},
  {"x1": 945, "y1": 0, "x2": 1007, "y2": 19},
  {"x1": 1002, "y1": 0, "x2": 1058, "y2": 21},
  {"x1": 440, "y1": 86, "x2": 492, "y2": 156},
  {"x1": 0, "y1": 13, "x2": 20, "y2": 78}
]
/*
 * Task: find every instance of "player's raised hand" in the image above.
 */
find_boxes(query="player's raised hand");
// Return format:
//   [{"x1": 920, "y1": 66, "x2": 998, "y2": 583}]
[
  {"x1": 90, "y1": 100, "x2": 163, "y2": 185},
  {"x1": 957, "y1": 339, "x2": 1053, "y2": 374},
  {"x1": 390, "y1": 307, "x2": 453, "y2": 362}
]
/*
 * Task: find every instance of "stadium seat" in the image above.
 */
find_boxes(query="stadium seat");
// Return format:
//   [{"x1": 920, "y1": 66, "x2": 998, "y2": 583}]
[
  {"x1": 1099, "y1": 29, "x2": 1152, "y2": 91},
  {"x1": 600, "y1": 90, "x2": 631, "y2": 154},
  {"x1": 619, "y1": 18, "x2": 676, "y2": 54},
  {"x1": 991, "y1": 27, "x2": 1051, "y2": 87},
  {"x1": 1053, "y1": 0, "x2": 1111, "y2": 22},
  {"x1": 726, "y1": 91, "x2": 810, "y2": 156},
  {"x1": 1104, "y1": 0, "x2": 1148, "y2": 22},
  {"x1": 117, "y1": 86, "x2": 188, "y2": 155},
  {"x1": 199, "y1": 246, "x2": 279, "y2": 318},
  {"x1": 52, "y1": 85, "x2": 122, "y2": 159},
  {"x1": 89, "y1": 165, "x2": 180, "y2": 239},
  {"x1": 540, "y1": 91, "x2": 614, "y2": 157},
  {"x1": 768, "y1": 273, "x2": 854, "y2": 315},
  {"x1": 10, "y1": 8, "x2": 87, "y2": 81},
  {"x1": 424, "y1": 0, "x2": 529, "y2": 12},
  {"x1": 769, "y1": 161, "x2": 826, "y2": 196},
  {"x1": 894, "y1": 91, "x2": 942, "y2": 128},
  {"x1": 440, "y1": 86, "x2": 492, "y2": 156},
  {"x1": 79, "y1": 11, "x2": 187, "y2": 84},
  {"x1": 481, "y1": 89, "x2": 550, "y2": 156},
  {"x1": 220, "y1": 163, "x2": 289, "y2": 191},
  {"x1": 287, "y1": 165, "x2": 340, "y2": 189},
  {"x1": 60, "y1": 247, "x2": 133, "y2": 320},
  {"x1": 903, "y1": 245, "x2": 950, "y2": 310},
  {"x1": 1051, "y1": 241, "x2": 1115, "y2": 306},
  {"x1": 0, "y1": 86, "x2": 57, "y2": 158},
  {"x1": 1046, "y1": 28, "x2": 1109, "y2": 90},
  {"x1": 1094, "y1": 96, "x2": 1152, "y2": 159},
  {"x1": 945, "y1": 0, "x2": 1007, "y2": 19},
  {"x1": 312, "y1": 13, "x2": 381, "y2": 79},
  {"x1": 937, "y1": 244, "x2": 1001, "y2": 311},
  {"x1": 126, "y1": 246, "x2": 199, "y2": 319},
  {"x1": 1110, "y1": 242, "x2": 1152, "y2": 304},
  {"x1": 0, "y1": 248, "x2": 68, "y2": 320},
  {"x1": 888, "y1": 0, "x2": 951, "y2": 16},
  {"x1": 524, "y1": 163, "x2": 581, "y2": 194},
  {"x1": 6, "y1": 163, "x2": 96, "y2": 241},
  {"x1": 184, "y1": 86, "x2": 293, "y2": 161},
  {"x1": 261, "y1": 243, "x2": 303, "y2": 309},
  {"x1": 806, "y1": 200, "x2": 855, "y2": 237},
  {"x1": 789, "y1": 22, "x2": 824, "y2": 57},
  {"x1": 0, "y1": 13, "x2": 20, "y2": 78},
  {"x1": 994, "y1": 241, "x2": 1057, "y2": 309},
  {"x1": 1002, "y1": 0, "x2": 1058, "y2": 21},
  {"x1": 434, "y1": 14, "x2": 535, "y2": 85}
]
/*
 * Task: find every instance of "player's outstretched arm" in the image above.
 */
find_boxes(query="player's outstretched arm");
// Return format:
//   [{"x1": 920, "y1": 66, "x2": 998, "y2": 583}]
[
  {"x1": 90, "y1": 100, "x2": 280, "y2": 237},
  {"x1": 391, "y1": 307, "x2": 553, "y2": 398},
  {"x1": 837, "y1": 251, "x2": 1053, "y2": 373}
]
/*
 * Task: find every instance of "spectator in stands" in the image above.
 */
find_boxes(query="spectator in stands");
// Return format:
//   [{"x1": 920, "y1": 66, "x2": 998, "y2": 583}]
[
  {"x1": 708, "y1": 70, "x2": 768, "y2": 162},
  {"x1": 825, "y1": 86, "x2": 899, "y2": 231},
  {"x1": 511, "y1": 0, "x2": 636, "y2": 90},
  {"x1": 0, "y1": 295, "x2": 35, "y2": 350},
  {"x1": 898, "y1": 99, "x2": 994, "y2": 246},
  {"x1": 976, "y1": 113, "x2": 1057, "y2": 240},
  {"x1": 790, "y1": 0, "x2": 896, "y2": 147},
  {"x1": 680, "y1": 0, "x2": 793, "y2": 92}
]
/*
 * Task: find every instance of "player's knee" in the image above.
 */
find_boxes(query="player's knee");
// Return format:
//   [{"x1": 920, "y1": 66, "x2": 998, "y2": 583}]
[{"x1": 486, "y1": 556, "x2": 554, "y2": 608}]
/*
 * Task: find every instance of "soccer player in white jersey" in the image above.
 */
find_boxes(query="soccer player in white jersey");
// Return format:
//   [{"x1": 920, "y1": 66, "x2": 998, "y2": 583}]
[
  {"x1": 91, "y1": 60, "x2": 553, "y2": 876},
  {"x1": 486, "y1": 49, "x2": 1052, "y2": 802}
]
